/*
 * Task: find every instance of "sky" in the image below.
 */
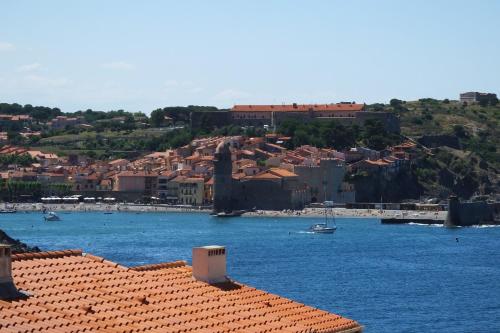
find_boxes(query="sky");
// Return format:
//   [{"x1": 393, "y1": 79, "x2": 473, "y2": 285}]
[{"x1": 1, "y1": 1, "x2": 499, "y2": 113}]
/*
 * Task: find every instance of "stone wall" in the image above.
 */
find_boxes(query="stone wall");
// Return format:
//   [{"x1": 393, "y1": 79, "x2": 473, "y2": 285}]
[
  {"x1": 192, "y1": 109, "x2": 400, "y2": 133},
  {"x1": 231, "y1": 179, "x2": 306, "y2": 210},
  {"x1": 355, "y1": 111, "x2": 401, "y2": 133},
  {"x1": 293, "y1": 159, "x2": 347, "y2": 203},
  {"x1": 446, "y1": 196, "x2": 498, "y2": 226},
  {"x1": 418, "y1": 135, "x2": 461, "y2": 149}
]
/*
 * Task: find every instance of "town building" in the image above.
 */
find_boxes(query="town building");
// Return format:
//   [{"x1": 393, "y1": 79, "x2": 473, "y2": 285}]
[
  {"x1": 230, "y1": 103, "x2": 365, "y2": 127},
  {"x1": 0, "y1": 244, "x2": 362, "y2": 332},
  {"x1": 459, "y1": 92, "x2": 498, "y2": 104},
  {"x1": 234, "y1": 168, "x2": 311, "y2": 210},
  {"x1": 0, "y1": 132, "x2": 419, "y2": 204},
  {"x1": 293, "y1": 158, "x2": 351, "y2": 203},
  {"x1": 47, "y1": 115, "x2": 85, "y2": 129},
  {"x1": 190, "y1": 102, "x2": 400, "y2": 133},
  {"x1": 108, "y1": 158, "x2": 129, "y2": 170},
  {"x1": 26, "y1": 150, "x2": 59, "y2": 167},
  {"x1": 0, "y1": 114, "x2": 32, "y2": 129},
  {"x1": 113, "y1": 171, "x2": 158, "y2": 196},
  {"x1": 213, "y1": 141, "x2": 311, "y2": 211},
  {"x1": 177, "y1": 177, "x2": 205, "y2": 206}
]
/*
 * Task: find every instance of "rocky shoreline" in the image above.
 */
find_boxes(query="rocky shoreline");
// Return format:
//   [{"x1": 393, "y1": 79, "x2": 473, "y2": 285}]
[{"x1": 0, "y1": 229, "x2": 40, "y2": 254}]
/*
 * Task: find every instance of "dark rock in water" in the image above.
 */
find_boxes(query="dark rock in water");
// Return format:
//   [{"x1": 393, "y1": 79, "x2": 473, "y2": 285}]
[{"x1": 0, "y1": 229, "x2": 40, "y2": 253}]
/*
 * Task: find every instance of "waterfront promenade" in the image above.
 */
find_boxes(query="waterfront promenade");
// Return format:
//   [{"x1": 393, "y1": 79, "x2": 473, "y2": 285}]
[{"x1": 1, "y1": 202, "x2": 448, "y2": 220}]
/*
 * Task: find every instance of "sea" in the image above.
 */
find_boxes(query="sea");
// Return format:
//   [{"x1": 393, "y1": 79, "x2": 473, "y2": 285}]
[{"x1": 1, "y1": 211, "x2": 499, "y2": 332}]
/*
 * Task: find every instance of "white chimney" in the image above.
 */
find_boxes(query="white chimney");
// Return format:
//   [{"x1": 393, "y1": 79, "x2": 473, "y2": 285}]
[
  {"x1": 192, "y1": 245, "x2": 227, "y2": 283},
  {"x1": 0, "y1": 244, "x2": 20, "y2": 300}
]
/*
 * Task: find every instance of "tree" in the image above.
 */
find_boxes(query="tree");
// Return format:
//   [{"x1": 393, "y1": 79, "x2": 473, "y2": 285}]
[
  {"x1": 150, "y1": 109, "x2": 165, "y2": 127},
  {"x1": 453, "y1": 125, "x2": 469, "y2": 138},
  {"x1": 362, "y1": 119, "x2": 399, "y2": 150},
  {"x1": 292, "y1": 129, "x2": 309, "y2": 147},
  {"x1": 390, "y1": 99, "x2": 403, "y2": 107},
  {"x1": 7, "y1": 131, "x2": 23, "y2": 144}
]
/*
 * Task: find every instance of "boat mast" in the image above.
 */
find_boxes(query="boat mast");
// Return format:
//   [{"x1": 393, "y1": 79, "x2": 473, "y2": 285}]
[{"x1": 322, "y1": 179, "x2": 327, "y2": 226}]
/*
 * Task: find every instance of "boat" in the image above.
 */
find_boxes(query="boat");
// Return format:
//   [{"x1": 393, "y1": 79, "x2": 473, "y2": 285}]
[
  {"x1": 309, "y1": 223, "x2": 336, "y2": 234},
  {"x1": 0, "y1": 209, "x2": 16, "y2": 214},
  {"x1": 308, "y1": 201, "x2": 336, "y2": 234},
  {"x1": 213, "y1": 210, "x2": 245, "y2": 218},
  {"x1": 44, "y1": 212, "x2": 61, "y2": 221}
]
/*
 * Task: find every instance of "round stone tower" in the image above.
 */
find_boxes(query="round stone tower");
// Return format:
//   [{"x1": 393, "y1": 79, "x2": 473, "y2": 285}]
[
  {"x1": 213, "y1": 141, "x2": 232, "y2": 212},
  {"x1": 445, "y1": 195, "x2": 460, "y2": 227}
]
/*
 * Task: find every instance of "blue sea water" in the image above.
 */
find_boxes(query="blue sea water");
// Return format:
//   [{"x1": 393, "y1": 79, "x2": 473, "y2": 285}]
[{"x1": 1, "y1": 212, "x2": 499, "y2": 332}]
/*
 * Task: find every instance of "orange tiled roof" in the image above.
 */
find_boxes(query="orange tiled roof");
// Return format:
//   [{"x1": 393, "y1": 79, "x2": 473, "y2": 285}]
[
  {"x1": 116, "y1": 171, "x2": 158, "y2": 177},
  {"x1": 364, "y1": 159, "x2": 390, "y2": 166},
  {"x1": 232, "y1": 103, "x2": 365, "y2": 112},
  {"x1": 109, "y1": 158, "x2": 129, "y2": 165},
  {"x1": 268, "y1": 168, "x2": 298, "y2": 178},
  {"x1": 393, "y1": 141, "x2": 416, "y2": 149},
  {"x1": 2, "y1": 250, "x2": 361, "y2": 333},
  {"x1": 251, "y1": 172, "x2": 282, "y2": 180}
]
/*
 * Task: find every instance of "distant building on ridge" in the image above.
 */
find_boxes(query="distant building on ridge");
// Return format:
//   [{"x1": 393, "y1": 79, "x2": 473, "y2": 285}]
[{"x1": 459, "y1": 92, "x2": 498, "y2": 105}]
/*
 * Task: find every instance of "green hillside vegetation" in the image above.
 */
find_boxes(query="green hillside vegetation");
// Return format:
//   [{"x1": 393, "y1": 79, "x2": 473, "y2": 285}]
[
  {"x1": 1, "y1": 98, "x2": 498, "y2": 200},
  {"x1": 376, "y1": 98, "x2": 499, "y2": 165},
  {"x1": 33, "y1": 128, "x2": 194, "y2": 160},
  {"x1": 367, "y1": 98, "x2": 499, "y2": 198},
  {"x1": 277, "y1": 119, "x2": 400, "y2": 151}
]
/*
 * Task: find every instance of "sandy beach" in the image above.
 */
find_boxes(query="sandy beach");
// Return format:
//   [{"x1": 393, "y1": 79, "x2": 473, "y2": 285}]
[
  {"x1": 245, "y1": 207, "x2": 447, "y2": 220},
  {"x1": 1, "y1": 202, "x2": 212, "y2": 214},
  {"x1": 1, "y1": 202, "x2": 447, "y2": 220}
]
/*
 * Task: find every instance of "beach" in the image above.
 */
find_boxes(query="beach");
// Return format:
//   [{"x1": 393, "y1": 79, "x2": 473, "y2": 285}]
[
  {"x1": 245, "y1": 207, "x2": 447, "y2": 220},
  {"x1": 1, "y1": 202, "x2": 447, "y2": 220}
]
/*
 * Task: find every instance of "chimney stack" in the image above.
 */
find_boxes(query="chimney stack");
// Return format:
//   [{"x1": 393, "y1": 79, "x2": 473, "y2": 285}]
[
  {"x1": 192, "y1": 245, "x2": 227, "y2": 284},
  {"x1": 0, "y1": 244, "x2": 20, "y2": 300}
]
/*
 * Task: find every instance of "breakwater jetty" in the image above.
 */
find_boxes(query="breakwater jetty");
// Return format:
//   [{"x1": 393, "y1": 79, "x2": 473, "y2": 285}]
[
  {"x1": 381, "y1": 196, "x2": 500, "y2": 227},
  {"x1": 381, "y1": 218, "x2": 443, "y2": 225}
]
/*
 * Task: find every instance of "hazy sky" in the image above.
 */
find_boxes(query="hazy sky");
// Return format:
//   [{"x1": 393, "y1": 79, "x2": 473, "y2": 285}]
[{"x1": 1, "y1": 1, "x2": 499, "y2": 113}]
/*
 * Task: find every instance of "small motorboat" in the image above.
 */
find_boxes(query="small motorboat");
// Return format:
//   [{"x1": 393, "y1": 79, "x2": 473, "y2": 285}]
[
  {"x1": 213, "y1": 210, "x2": 245, "y2": 217},
  {"x1": 0, "y1": 209, "x2": 16, "y2": 214},
  {"x1": 44, "y1": 212, "x2": 61, "y2": 221}
]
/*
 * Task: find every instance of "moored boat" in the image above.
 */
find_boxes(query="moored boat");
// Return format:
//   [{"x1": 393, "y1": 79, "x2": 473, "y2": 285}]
[
  {"x1": 308, "y1": 201, "x2": 337, "y2": 234},
  {"x1": 309, "y1": 223, "x2": 337, "y2": 233},
  {"x1": 213, "y1": 210, "x2": 245, "y2": 217},
  {"x1": 44, "y1": 212, "x2": 61, "y2": 221}
]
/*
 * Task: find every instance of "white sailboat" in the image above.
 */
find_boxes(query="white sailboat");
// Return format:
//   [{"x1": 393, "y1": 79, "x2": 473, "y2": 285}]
[{"x1": 309, "y1": 201, "x2": 337, "y2": 234}]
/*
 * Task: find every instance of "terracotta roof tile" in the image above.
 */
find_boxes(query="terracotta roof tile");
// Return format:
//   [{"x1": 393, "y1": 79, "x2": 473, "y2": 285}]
[{"x1": 2, "y1": 250, "x2": 362, "y2": 333}]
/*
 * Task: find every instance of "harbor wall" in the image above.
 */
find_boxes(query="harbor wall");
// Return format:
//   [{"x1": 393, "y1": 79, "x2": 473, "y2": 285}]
[{"x1": 446, "y1": 196, "x2": 499, "y2": 226}]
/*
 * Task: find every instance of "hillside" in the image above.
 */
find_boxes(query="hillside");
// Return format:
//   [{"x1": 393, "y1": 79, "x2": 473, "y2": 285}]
[
  {"x1": 1, "y1": 99, "x2": 498, "y2": 201},
  {"x1": 367, "y1": 99, "x2": 499, "y2": 199}
]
